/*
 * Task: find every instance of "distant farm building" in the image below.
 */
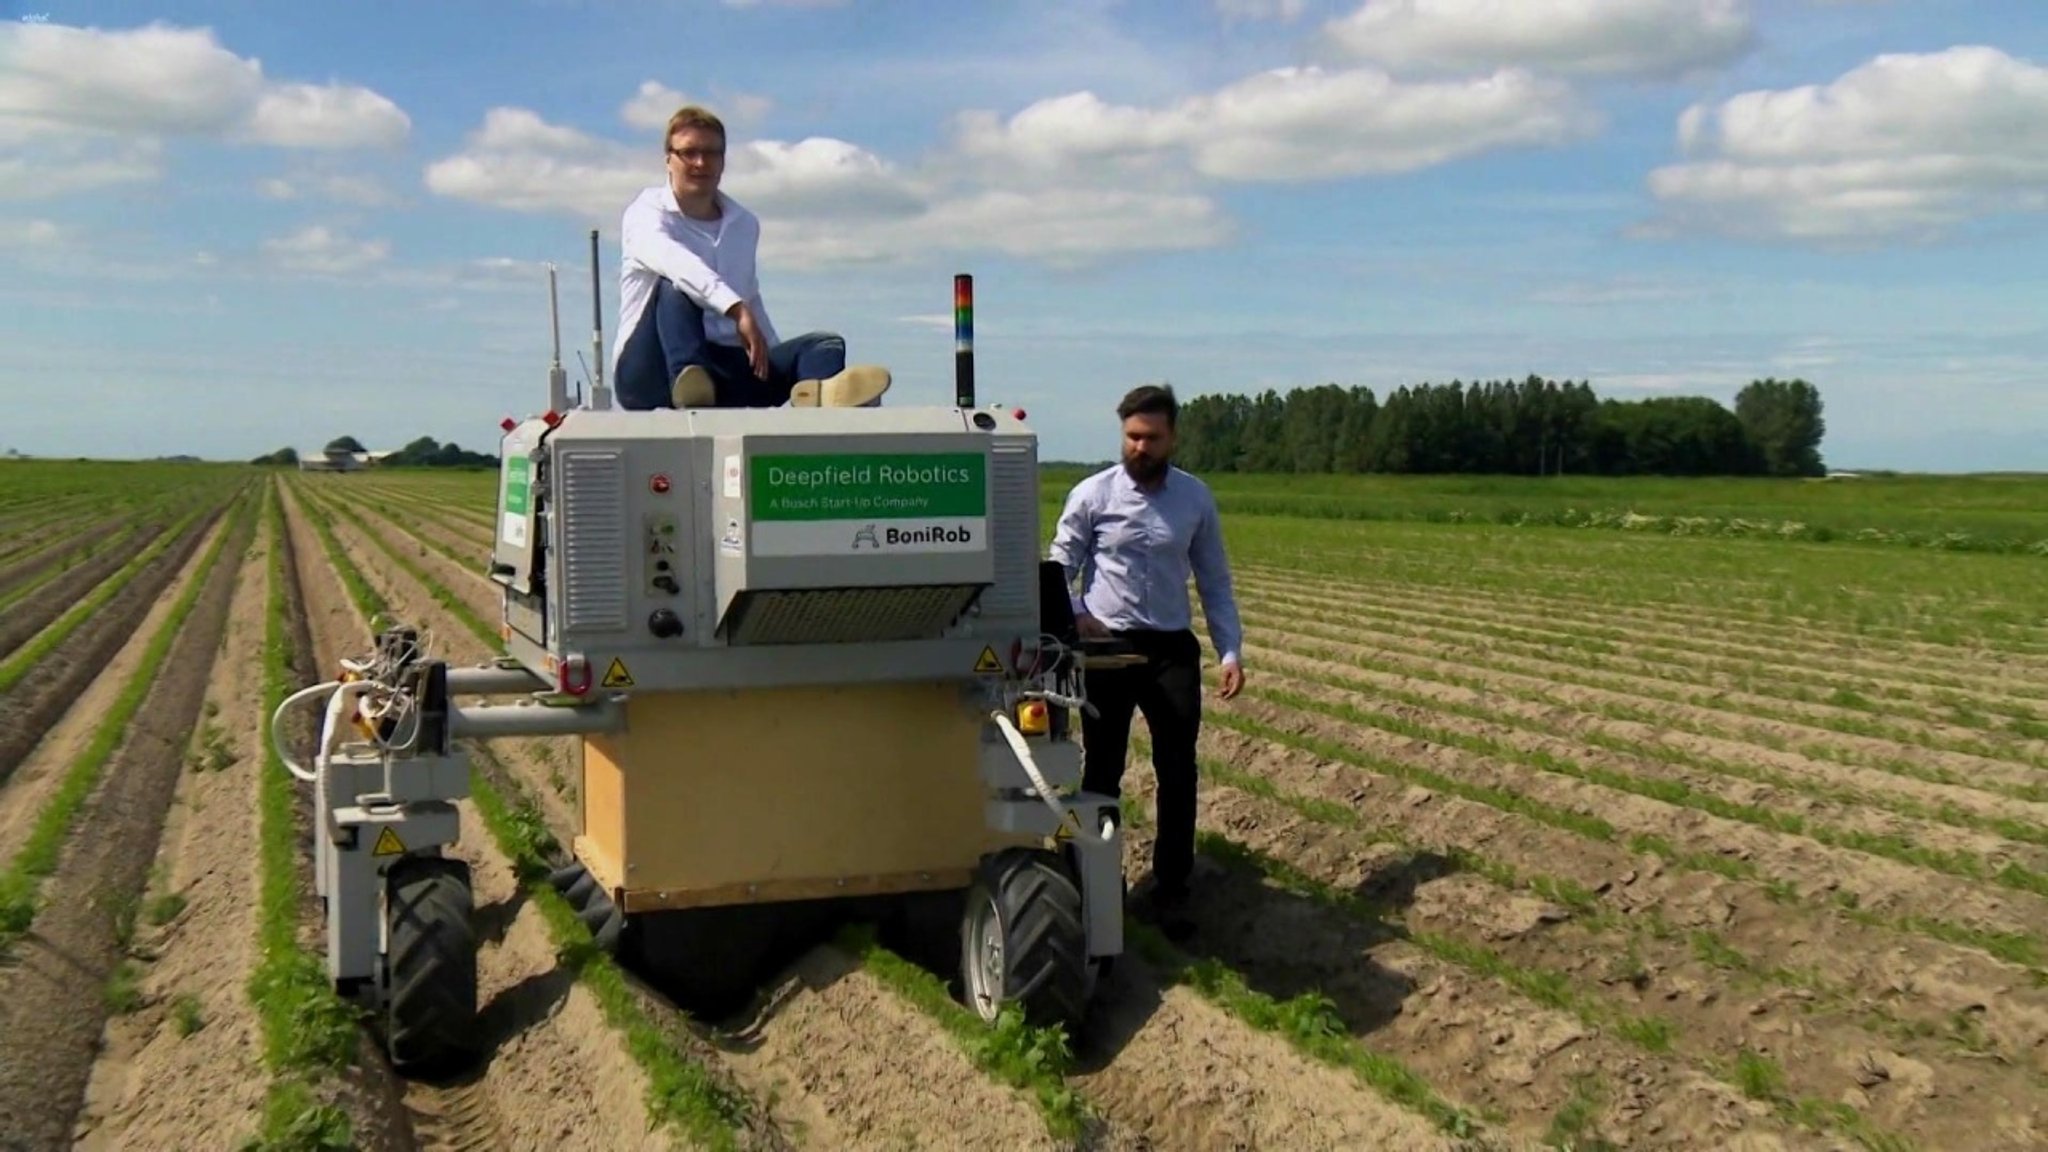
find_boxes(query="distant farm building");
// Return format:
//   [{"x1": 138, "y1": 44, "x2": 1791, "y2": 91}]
[{"x1": 299, "y1": 448, "x2": 397, "y2": 472}]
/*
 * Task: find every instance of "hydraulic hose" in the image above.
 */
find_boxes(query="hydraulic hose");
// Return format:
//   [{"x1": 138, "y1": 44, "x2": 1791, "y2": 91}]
[{"x1": 990, "y1": 710, "x2": 1108, "y2": 843}]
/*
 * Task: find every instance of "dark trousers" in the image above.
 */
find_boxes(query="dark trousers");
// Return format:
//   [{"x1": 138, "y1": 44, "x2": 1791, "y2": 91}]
[
  {"x1": 1080, "y1": 628, "x2": 1203, "y2": 898},
  {"x1": 615, "y1": 278, "x2": 847, "y2": 410}
]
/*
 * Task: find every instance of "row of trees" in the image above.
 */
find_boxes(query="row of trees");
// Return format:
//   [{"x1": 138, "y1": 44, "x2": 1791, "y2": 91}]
[
  {"x1": 250, "y1": 435, "x2": 496, "y2": 469},
  {"x1": 1170, "y1": 376, "x2": 1827, "y2": 477}
]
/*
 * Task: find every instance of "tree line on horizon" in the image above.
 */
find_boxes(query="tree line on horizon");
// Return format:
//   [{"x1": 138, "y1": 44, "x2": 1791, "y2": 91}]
[{"x1": 1166, "y1": 375, "x2": 1827, "y2": 478}]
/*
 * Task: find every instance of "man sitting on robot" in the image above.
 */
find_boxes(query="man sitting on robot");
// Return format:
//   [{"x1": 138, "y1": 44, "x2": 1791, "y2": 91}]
[{"x1": 611, "y1": 104, "x2": 891, "y2": 411}]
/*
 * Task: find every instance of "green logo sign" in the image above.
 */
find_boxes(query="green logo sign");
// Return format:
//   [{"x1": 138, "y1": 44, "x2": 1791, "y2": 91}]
[
  {"x1": 750, "y1": 453, "x2": 987, "y2": 521},
  {"x1": 503, "y1": 457, "x2": 530, "y2": 516}
]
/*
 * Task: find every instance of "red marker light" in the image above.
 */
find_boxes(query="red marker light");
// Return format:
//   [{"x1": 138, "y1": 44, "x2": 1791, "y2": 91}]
[
  {"x1": 543, "y1": 410, "x2": 562, "y2": 427},
  {"x1": 500, "y1": 417, "x2": 517, "y2": 432},
  {"x1": 1012, "y1": 408, "x2": 1026, "y2": 420}
]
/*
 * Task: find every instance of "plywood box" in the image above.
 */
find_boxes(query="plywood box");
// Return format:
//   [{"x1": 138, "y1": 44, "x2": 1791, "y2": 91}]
[{"x1": 576, "y1": 680, "x2": 1018, "y2": 912}]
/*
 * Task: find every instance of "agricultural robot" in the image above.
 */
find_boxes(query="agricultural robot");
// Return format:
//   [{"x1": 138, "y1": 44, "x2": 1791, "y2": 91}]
[{"x1": 275, "y1": 234, "x2": 1131, "y2": 1076}]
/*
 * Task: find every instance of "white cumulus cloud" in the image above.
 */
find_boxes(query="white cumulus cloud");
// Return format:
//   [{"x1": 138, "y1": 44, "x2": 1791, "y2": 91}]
[
  {"x1": 1645, "y1": 45, "x2": 2048, "y2": 243},
  {"x1": 0, "y1": 21, "x2": 406, "y2": 199},
  {"x1": 423, "y1": 101, "x2": 1225, "y2": 269},
  {"x1": 1321, "y1": 0, "x2": 1755, "y2": 80},
  {"x1": 261, "y1": 225, "x2": 391, "y2": 276},
  {"x1": 425, "y1": 52, "x2": 1593, "y2": 271},
  {"x1": 951, "y1": 64, "x2": 1596, "y2": 182}
]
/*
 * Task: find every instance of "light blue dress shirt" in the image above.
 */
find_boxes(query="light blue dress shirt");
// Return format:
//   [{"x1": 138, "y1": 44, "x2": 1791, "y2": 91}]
[{"x1": 1048, "y1": 463, "x2": 1244, "y2": 667}]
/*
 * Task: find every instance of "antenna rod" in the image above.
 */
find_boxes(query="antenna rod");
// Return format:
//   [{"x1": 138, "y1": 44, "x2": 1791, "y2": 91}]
[
  {"x1": 588, "y1": 229, "x2": 611, "y2": 410},
  {"x1": 546, "y1": 262, "x2": 568, "y2": 413},
  {"x1": 954, "y1": 273, "x2": 975, "y2": 409}
]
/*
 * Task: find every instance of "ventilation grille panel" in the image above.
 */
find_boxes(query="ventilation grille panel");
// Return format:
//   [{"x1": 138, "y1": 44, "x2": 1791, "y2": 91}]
[
  {"x1": 559, "y1": 449, "x2": 628, "y2": 633},
  {"x1": 979, "y1": 442, "x2": 1037, "y2": 625},
  {"x1": 724, "y1": 585, "x2": 981, "y2": 645}
]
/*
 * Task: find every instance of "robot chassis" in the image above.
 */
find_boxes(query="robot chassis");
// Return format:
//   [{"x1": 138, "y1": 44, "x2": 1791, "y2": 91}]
[{"x1": 275, "y1": 249, "x2": 1131, "y2": 1076}]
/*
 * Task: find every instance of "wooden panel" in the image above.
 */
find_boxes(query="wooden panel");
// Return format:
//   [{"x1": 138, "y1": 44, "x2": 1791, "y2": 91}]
[
  {"x1": 578, "y1": 736, "x2": 628, "y2": 891},
  {"x1": 576, "y1": 680, "x2": 997, "y2": 903}
]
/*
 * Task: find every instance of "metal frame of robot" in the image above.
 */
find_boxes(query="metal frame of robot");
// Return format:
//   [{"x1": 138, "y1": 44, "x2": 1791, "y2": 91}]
[{"x1": 271, "y1": 242, "x2": 1131, "y2": 1065}]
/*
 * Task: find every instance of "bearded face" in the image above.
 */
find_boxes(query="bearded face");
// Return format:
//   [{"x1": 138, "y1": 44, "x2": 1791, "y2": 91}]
[{"x1": 1120, "y1": 412, "x2": 1174, "y2": 484}]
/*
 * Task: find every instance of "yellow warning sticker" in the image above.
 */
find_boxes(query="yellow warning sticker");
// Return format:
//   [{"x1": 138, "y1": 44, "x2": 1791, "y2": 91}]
[
  {"x1": 973, "y1": 646, "x2": 1004, "y2": 675},
  {"x1": 372, "y1": 827, "x2": 405, "y2": 856},
  {"x1": 602, "y1": 657, "x2": 635, "y2": 688}
]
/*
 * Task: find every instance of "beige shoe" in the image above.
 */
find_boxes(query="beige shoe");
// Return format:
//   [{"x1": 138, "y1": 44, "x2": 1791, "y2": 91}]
[
  {"x1": 791, "y1": 365, "x2": 891, "y2": 408},
  {"x1": 671, "y1": 365, "x2": 715, "y2": 408}
]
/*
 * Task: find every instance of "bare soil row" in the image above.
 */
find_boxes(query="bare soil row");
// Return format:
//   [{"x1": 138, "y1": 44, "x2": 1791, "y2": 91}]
[{"x1": 0, "y1": 488, "x2": 253, "y2": 1148}]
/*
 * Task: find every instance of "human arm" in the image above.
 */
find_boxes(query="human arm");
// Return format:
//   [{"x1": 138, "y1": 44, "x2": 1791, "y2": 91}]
[
  {"x1": 1047, "y1": 481, "x2": 1107, "y2": 637},
  {"x1": 1190, "y1": 490, "x2": 1244, "y2": 697}
]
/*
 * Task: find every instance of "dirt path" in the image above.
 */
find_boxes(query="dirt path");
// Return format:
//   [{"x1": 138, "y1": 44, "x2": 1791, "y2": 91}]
[
  {"x1": 1190, "y1": 720, "x2": 2048, "y2": 1077},
  {"x1": 1242, "y1": 567, "x2": 2048, "y2": 711},
  {"x1": 69, "y1": 495, "x2": 276, "y2": 1149},
  {"x1": 280, "y1": 480, "x2": 700, "y2": 1152},
  {"x1": 1247, "y1": 614, "x2": 2048, "y2": 818},
  {"x1": 1236, "y1": 556, "x2": 2048, "y2": 675},
  {"x1": 1120, "y1": 749, "x2": 2045, "y2": 1152},
  {"x1": 1238, "y1": 578, "x2": 2048, "y2": 762},
  {"x1": 0, "y1": 516, "x2": 232, "y2": 864},
  {"x1": 0, "y1": 514, "x2": 219, "y2": 782},
  {"x1": 0, "y1": 495, "x2": 249, "y2": 1148},
  {"x1": 1245, "y1": 637, "x2": 2048, "y2": 877}
]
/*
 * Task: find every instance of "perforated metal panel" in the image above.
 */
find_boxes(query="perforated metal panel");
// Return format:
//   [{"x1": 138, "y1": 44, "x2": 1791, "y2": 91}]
[
  {"x1": 559, "y1": 449, "x2": 628, "y2": 634},
  {"x1": 979, "y1": 440, "x2": 1037, "y2": 626},
  {"x1": 723, "y1": 585, "x2": 981, "y2": 645}
]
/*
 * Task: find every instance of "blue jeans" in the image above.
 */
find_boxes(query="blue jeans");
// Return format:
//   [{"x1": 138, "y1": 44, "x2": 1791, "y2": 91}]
[{"x1": 615, "y1": 279, "x2": 846, "y2": 409}]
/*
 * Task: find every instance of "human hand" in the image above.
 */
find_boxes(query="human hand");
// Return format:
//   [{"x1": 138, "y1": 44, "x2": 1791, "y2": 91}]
[
  {"x1": 1217, "y1": 662, "x2": 1244, "y2": 700},
  {"x1": 1075, "y1": 613, "x2": 1109, "y2": 639},
  {"x1": 733, "y1": 303, "x2": 770, "y2": 380}
]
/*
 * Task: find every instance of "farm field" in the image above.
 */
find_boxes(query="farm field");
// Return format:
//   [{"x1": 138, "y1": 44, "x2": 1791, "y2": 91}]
[{"x1": 1, "y1": 458, "x2": 2045, "y2": 1151}]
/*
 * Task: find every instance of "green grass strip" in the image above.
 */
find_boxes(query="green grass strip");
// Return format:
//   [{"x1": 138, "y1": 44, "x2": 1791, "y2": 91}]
[
  {"x1": 1124, "y1": 919, "x2": 1484, "y2": 1141},
  {"x1": 0, "y1": 503, "x2": 214, "y2": 693},
  {"x1": 296, "y1": 484, "x2": 496, "y2": 649},
  {"x1": 248, "y1": 479, "x2": 361, "y2": 1151},
  {"x1": 292, "y1": 479, "x2": 752, "y2": 1150},
  {"x1": 0, "y1": 488, "x2": 248, "y2": 951},
  {"x1": 836, "y1": 923, "x2": 1093, "y2": 1142},
  {"x1": 467, "y1": 759, "x2": 753, "y2": 1150}
]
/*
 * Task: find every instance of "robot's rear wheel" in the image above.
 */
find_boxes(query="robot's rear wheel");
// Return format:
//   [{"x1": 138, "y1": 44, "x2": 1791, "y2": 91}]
[
  {"x1": 961, "y1": 847, "x2": 1094, "y2": 1033},
  {"x1": 384, "y1": 856, "x2": 479, "y2": 1078}
]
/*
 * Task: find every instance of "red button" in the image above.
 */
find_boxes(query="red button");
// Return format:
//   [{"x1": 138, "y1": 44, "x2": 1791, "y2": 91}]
[{"x1": 650, "y1": 474, "x2": 671, "y2": 494}]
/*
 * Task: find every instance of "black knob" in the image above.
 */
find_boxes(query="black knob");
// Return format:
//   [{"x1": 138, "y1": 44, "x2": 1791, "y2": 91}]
[{"x1": 649, "y1": 609, "x2": 683, "y2": 638}]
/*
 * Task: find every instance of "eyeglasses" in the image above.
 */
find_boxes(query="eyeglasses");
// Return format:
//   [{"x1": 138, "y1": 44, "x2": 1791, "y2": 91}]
[{"x1": 668, "y1": 147, "x2": 724, "y2": 163}]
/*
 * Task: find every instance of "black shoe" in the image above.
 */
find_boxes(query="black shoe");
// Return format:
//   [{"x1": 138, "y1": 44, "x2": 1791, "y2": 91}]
[{"x1": 1145, "y1": 884, "x2": 1195, "y2": 942}]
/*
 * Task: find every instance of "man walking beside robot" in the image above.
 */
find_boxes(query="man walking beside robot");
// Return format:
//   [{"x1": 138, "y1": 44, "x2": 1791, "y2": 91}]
[
  {"x1": 1050, "y1": 384, "x2": 1246, "y2": 940},
  {"x1": 612, "y1": 104, "x2": 891, "y2": 411}
]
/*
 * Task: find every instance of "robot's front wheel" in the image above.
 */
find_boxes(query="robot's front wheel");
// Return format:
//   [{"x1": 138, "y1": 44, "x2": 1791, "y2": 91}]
[
  {"x1": 384, "y1": 856, "x2": 479, "y2": 1078},
  {"x1": 961, "y1": 847, "x2": 1094, "y2": 1034}
]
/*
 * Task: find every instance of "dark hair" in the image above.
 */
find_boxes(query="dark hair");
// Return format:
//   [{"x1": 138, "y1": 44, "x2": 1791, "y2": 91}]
[{"x1": 1117, "y1": 383, "x2": 1177, "y2": 427}]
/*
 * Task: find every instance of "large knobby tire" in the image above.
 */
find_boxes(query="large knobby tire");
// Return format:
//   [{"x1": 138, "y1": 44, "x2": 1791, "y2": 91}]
[
  {"x1": 961, "y1": 848, "x2": 1093, "y2": 1033},
  {"x1": 385, "y1": 856, "x2": 479, "y2": 1078}
]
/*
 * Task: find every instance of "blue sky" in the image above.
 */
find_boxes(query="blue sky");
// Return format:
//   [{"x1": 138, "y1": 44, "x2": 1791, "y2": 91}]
[{"x1": 2, "y1": 0, "x2": 2043, "y2": 471}]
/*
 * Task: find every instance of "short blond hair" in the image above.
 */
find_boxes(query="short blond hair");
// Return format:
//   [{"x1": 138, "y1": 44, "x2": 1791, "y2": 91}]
[{"x1": 665, "y1": 105, "x2": 726, "y2": 148}]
